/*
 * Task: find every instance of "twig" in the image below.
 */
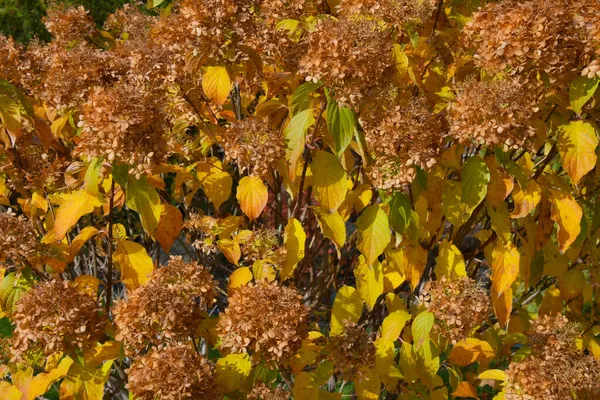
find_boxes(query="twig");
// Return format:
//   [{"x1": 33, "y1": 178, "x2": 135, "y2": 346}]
[{"x1": 105, "y1": 177, "x2": 116, "y2": 316}]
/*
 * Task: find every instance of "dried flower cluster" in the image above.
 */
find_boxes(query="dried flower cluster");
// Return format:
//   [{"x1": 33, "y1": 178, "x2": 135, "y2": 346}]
[
  {"x1": 448, "y1": 79, "x2": 538, "y2": 150},
  {"x1": 248, "y1": 382, "x2": 291, "y2": 400},
  {"x1": 43, "y1": 5, "x2": 95, "y2": 46},
  {"x1": 421, "y1": 277, "x2": 489, "y2": 344},
  {"x1": 0, "y1": 211, "x2": 44, "y2": 267},
  {"x1": 336, "y1": 0, "x2": 435, "y2": 27},
  {"x1": 221, "y1": 117, "x2": 285, "y2": 178},
  {"x1": 114, "y1": 257, "x2": 217, "y2": 354},
  {"x1": 326, "y1": 323, "x2": 376, "y2": 380},
  {"x1": 505, "y1": 315, "x2": 600, "y2": 399},
  {"x1": 11, "y1": 280, "x2": 105, "y2": 359},
  {"x1": 217, "y1": 281, "x2": 308, "y2": 363},
  {"x1": 239, "y1": 229, "x2": 285, "y2": 265},
  {"x1": 299, "y1": 17, "x2": 395, "y2": 103},
  {"x1": 127, "y1": 344, "x2": 218, "y2": 400},
  {"x1": 361, "y1": 94, "x2": 446, "y2": 188}
]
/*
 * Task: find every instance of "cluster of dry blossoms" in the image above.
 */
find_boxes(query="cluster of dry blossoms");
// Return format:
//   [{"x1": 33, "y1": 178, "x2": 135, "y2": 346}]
[
  {"x1": 421, "y1": 277, "x2": 489, "y2": 344},
  {"x1": 247, "y1": 382, "x2": 290, "y2": 400},
  {"x1": 126, "y1": 344, "x2": 219, "y2": 400},
  {"x1": 505, "y1": 315, "x2": 600, "y2": 399},
  {"x1": 11, "y1": 280, "x2": 105, "y2": 360},
  {"x1": 114, "y1": 256, "x2": 217, "y2": 355},
  {"x1": 325, "y1": 323, "x2": 376, "y2": 380},
  {"x1": 217, "y1": 281, "x2": 308, "y2": 363},
  {"x1": 0, "y1": 211, "x2": 45, "y2": 268}
]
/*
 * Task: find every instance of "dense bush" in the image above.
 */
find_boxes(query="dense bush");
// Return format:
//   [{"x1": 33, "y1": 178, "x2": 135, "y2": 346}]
[{"x1": 1, "y1": 0, "x2": 600, "y2": 399}]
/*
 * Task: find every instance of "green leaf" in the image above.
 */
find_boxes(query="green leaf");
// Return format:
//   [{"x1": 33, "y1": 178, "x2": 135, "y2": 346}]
[
  {"x1": 284, "y1": 108, "x2": 315, "y2": 181},
  {"x1": 84, "y1": 158, "x2": 103, "y2": 197},
  {"x1": 290, "y1": 81, "x2": 323, "y2": 116},
  {"x1": 356, "y1": 205, "x2": 391, "y2": 267},
  {"x1": 126, "y1": 175, "x2": 162, "y2": 235},
  {"x1": 558, "y1": 121, "x2": 599, "y2": 186},
  {"x1": 461, "y1": 155, "x2": 490, "y2": 208},
  {"x1": 569, "y1": 76, "x2": 599, "y2": 114},
  {"x1": 0, "y1": 272, "x2": 32, "y2": 316},
  {"x1": 389, "y1": 192, "x2": 412, "y2": 234},
  {"x1": 326, "y1": 99, "x2": 356, "y2": 156},
  {"x1": 411, "y1": 311, "x2": 434, "y2": 351}
]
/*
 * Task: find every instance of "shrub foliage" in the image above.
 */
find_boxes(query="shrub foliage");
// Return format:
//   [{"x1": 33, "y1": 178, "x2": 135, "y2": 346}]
[{"x1": 1, "y1": 0, "x2": 600, "y2": 399}]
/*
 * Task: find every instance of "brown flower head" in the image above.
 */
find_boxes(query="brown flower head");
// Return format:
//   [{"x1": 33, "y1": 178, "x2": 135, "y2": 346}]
[
  {"x1": 361, "y1": 93, "x2": 446, "y2": 189},
  {"x1": 448, "y1": 78, "x2": 538, "y2": 150},
  {"x1": 505, "y1": 315, "x2": 600, "y2": 400},
  {"x1": 0, "y1": 211, "x2": 45, "y2": 268},
  {"x1": 114, "y1": 257, "x2": 218, "y2": 355},
  {"x1": 299, "y1": 16, "x2": 395, "y2": 104},
  {"x1": 326, "y1": 323, "x2": 376, "y2": 380},
  {"x1": 127, "y1": 344, "x2": 219, "y2": 400},
  {"x1": 11, "y1": 280, "x2": 105, "y2": 359},
  {"x1": 217, "y1": 281, "x2": 308, "y2": 363},
  {"x1": 248, "y1": 382, "x2": 291, "y2": 400},
  {"x1": 221, "y1": 116, "x2": 285, "y2": 179},
  {"x1": 421, "y1": 277, "x2": 489, "y2": 344},
  {"x1": 335, "y1": 0, "x2": 435, "y2": 27},
  {"x1": 43, "y1": 6, "x2": 95, "y2": 46}
]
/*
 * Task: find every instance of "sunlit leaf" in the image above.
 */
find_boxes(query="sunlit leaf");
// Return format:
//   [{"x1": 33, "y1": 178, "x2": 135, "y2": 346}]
[
  {"x1": 354, "y1": 255, "x2": 384, "y2": 311},
  {"x1": 356, "y1": 205, "x2": 391, "y2": 267},
  {"x1": 54, "y1": 190, "x2": 104, "y2": 240},
  {"x1": 282, "y1": 218, "x2": 306, "y2": 280},
  {"x1": 330, "y1": 286, "x2": 363, "y2": 336},
  {"x1": 202, "y1": 66, "x2": 231, "y2": 106},
  {"x1": 311, "y1": 150, "x2": 348, "y2": 212},
  {"x1": 236, "y1": 176, "x2": 268, "y2": 220},
  {"x1": 113, "y1": 240, "x2": 154, "y2": 289},
  {"x1": 558, "y1": 121, "x2": 599, "y2": 186}
]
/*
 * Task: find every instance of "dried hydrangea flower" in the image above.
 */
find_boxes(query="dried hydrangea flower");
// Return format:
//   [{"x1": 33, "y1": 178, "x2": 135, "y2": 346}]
[
  {"x1": 335, "y1": 0, "x2": 435, "y2": 27},
  {"x1": 114, "y1": 257, "x2": 217, "y2": 355},
  {"x1": 11, "y1": 280, "x2": 105, "y2": 359},
  {"x1": 448, "y1": 79, "x2": 538, "y2": 150},
  {"x1": 127, "y1": 344, "x2": 219, "y2": 400},
  {"x1": 325, "y1": 323, "x2": 376, "y2": 380},
  {"x1": 43, "y1": 6, "x2": 95, "y2": 46},
  {"x1": 221, "y1": 116, "x2": 285, "y2": 179},
  {"x1": 421, "y1": 277, "x2": 489, "y2": 344},
  {"x1": 505, "y1": 315, "x2": 600, "y2": 399},
  {"x1": 217, "y1": 281, "x2": 308, "y2": 363},
  {"x1": 248, "y1": 382, "x2": 291, "y2": 400},
  {"x1": 361, "y1": 93, "x2": 446, "y2": 189},
  {"x1": 0, "y1": 211, "x2": 45, "y2": 268}
]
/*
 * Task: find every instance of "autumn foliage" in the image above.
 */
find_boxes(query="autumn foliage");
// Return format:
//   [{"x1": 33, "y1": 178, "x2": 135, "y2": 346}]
[{"x1": 1, "y1": 0, "x2": 600, "y2": 399}]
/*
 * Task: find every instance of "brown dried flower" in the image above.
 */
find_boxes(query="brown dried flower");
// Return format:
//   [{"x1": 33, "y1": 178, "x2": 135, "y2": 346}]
[
  {"x1": 127, "y1": 344, "x2": 219, "y2": 400},
  {"x1": 326, "y1": 323, "x2": 376, "y2": 380},
  {"x1": 43, "y1": 6, "x2": 95, "y2": 46},
  {"x1": 248, "y1": 382, "x2": 291, "y2": 400},
  {"x1": 421, "y1": 277, "x2": 489, "y2": 344},
  {"x1": 11, "y1": 280, "x2": 105, "y2": 359},
  {"x1": 448, "y1": 79, "x2": 538, "y2": 150},
  {"x1": 217, "y1": 281, "x2": 308, "y2": 363},
  {"x1": 114, "y1": 257, "x2": 217, "y2": 355},
  {"x1": 0, "y1": 211, "x2": 45, "y2": 268},
  {"x1": 505, "y1": 315, "x2": 600, "y2": 400},
  {"x1": 335, "y1": 0, "x2": 435, "y2": 27}
]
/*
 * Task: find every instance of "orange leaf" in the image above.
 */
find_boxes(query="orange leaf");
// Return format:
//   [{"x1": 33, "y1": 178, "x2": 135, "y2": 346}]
[{"x1": 236, "y1": 176, "x2": 268, "y2": 220}]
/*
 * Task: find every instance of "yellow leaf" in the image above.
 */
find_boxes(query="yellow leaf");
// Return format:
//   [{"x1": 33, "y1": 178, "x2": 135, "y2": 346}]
[
  {"x1": 558, "y1": 121, "x2": 599, "y2": 186},
  {"x1": 558, "y1": 269, "x2": 585, "y2": 301},
  {"x1": 202, "y1": 66, "x2": 231, "y2": 106},
  {"x1": 215, "y1": 353, "x2": 251, "y2": 392},
  {"x1": 74, "y1": 275, "x2": 100, "y2": 298},
  {"x1": 236, "y1": 176, "x2": 268, "y2": 220},
  {"x1": 492, "y1": 287, "x2": 512, "y2": 328},
  {"x1": 228, "y1": 267, "x2": 252, "y2": 291},
  {"x1": 383, "y1": 259, "x2": 405, "y2": 292},
  {"x1": 313, "y1": 207, "x2": 346, "y2": 252},
  {"x1": 282, "y1": 218, "x2": 306, "y2": 280},
  {"x1": 218, "y1": 239, "x2": 241, "y2": 265},
  {"x1": 60, "y1": 360, "x2": 113, "y2": 400},
  {"x1": 539, "y1": 285, "x2": 563, "y2": 317},
  {"x1": 448, "y1": 338, "x2": 494, "y2": 367},
  {"x1": 388, "y1": 245, "x2": 427, "y2": 291},
  {"x1": 549, "y1": 189, "x2": 582, "y2": 253},
  {"x1": 510, "y1": 181, "x2": 541, "y2": 219},
  {"x1": 380, "y1": 310, "x2": 411, "y2": 343},
  {"x1": 13, "y1": 356, "x2": 74, "y2": 400},
  {"x1": 126, "y1": 175, "x2": 162, "y2": 236},
  {"x1": 434, "y1": 240, "x2": 466, "y2": 278},
  {"x1": 354, "y1": 255, "x2": 384, "y2": 311},
  {"x1": 155, "y1": 203, "x2": 183, "y2": 253},
  {"x1": 452, "y1": 382, "x2": 479, "y2": 399},
  {"x1": 83, "y1": 341, "x2": 122, "y2": 367},
  {"x1": 290, "y1": 331, "x2": 324, "y2": 373},
  {"x1": 355, "y1": 365, "x2": 381, "y2": 400},
  {"x1": 330, "y1": 286, "x2": 363, "y2": 336},
  {"x1": 204, "y1": 170, "x2": 233, "y2": 210},
  {"x1": 491, "y1": 241, "x2": 520, "y2": 296},
  {"x1": 356, "y1": 205, "x2": 391, "y2": 267},
  {"x1": 311, "y1": 150, "x2": 348, "y2": 212},
  {"x1": 54, "y1": 190, "x2": 103, "y2": 240},
  {"x1": 485, "y1": 156, "x2": 514, "y2": 208},
  {"x1": 477, "y1": 369, "x2": 507, "y2": 381},
  {"x1": 113, "y1": 240, "x2": 154, "y2": 289},
  {"x1": 252, "y1": 259, "x2": 276, "y2": 282},
  {"x1": 69, "y1": 226, "x2": 99, "y2": 261},
  {"x1": 0, "y1": 382, "x2": 21, "y2": 400}
]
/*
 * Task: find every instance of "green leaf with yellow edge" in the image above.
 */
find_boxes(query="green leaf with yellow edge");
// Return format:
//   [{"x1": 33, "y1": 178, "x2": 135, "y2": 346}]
[
  {"x1": 228, "y1": 267, "x2": 252, "y2": 291},
  {"x1": 54, "y1": 190, "x2": 104, "y2": 240},
  {"x1": 236, "y1": 176, "x2": 268, "y2": 220},
  {"x1": 59, "y1": 360, "x2": 113, "y2": 400},
  {"x1": 491, "y1": 241, "x2": 520, "y2": 296},
  {"x1": 380, "y1": 310, "x2": 411, "y2": 343},
  {"x1": 411, "y1": 311, "x2": 434, "y2": 351},
  {"x1": 448, "y1": 338, "x2": 494, "y2": 367},
  {"x1": 569, "y1": 76, "x2": 599, "y2": 114},
  {"x1": 558, "y1": 121, "x2": 599, "y2": 186},
  {"x1": 326, "y1": 99, "x2": 356, "y2": 157},
  {"x1": 0, "y1": 272, "x2": 31, "y2": 316},
  {"x1": 311, "y1": 150, "x2": 348, "y2": 212},
  {"x1": 488, "y1": 202, "x2": 512, "y2": 243},
  {"x1": 354, "y1": 255, "x2": 384, "y2": 311},
  {"x1": 312, "y1": 207, "x2": 346, "y2": 252},
  {"x1": 442, "y1": 180, "x2": 470, "y2": 227},
  {"x1": 215, "y1": 353, "x2": 251, "y2": 393},
  {"x1": 284, "y1": 108, "x2": 315, "y2": 181},
  {"x1": 282, "y1": 218, "x2": 306, "y2": 280},
  {"x1": 461, "y1": 155, "x2": 490, "y2": 208},
  {"x1": 549, "y1": 188, "x2": 582, "y2": 253},
  {"x1": 126, "y1": 175, "x2": 161, "y2": 236},
  {"x1": 11, "y1": 356, "x2": 74, "y2": 400},
  {"x1": 434, "y1": 240, "x2": 466, "y2": 278},
  {"x1": 202, "y1": 66, "x2": 231, "y2": 106},
  {"x1": 330, "y1": 286, "x2": 363, "y2": 336},
  {"x1": 477, "y1": 369, "x2": 507, "y2": 382},
  {"x1": 154, "y1": 203, "x2": 183, "y2": 253},
  {"x1": 113, "y1": 240, "x2": 154, "y2": 289},
  {"x1": 356, "y1": 205, "x2": 391, "y2": 267},
  {"x1": 203, "y1": 169, "x2": 232, "y2": 211}
]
